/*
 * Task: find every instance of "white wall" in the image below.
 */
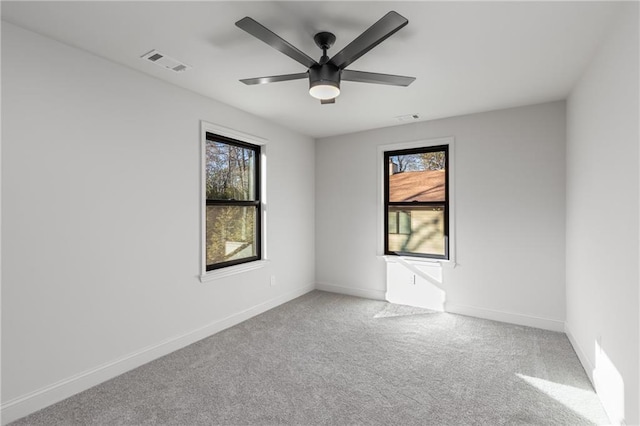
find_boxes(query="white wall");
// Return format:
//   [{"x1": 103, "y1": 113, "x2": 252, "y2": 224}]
[
  {"x1": 316, "y1": 101, "x2": 567, "y2": 331},
  {"x1": 1, "y1": 22, "x2": 315, "y2": 422},
  {"x1": 565, "y1": 3, "x2": 639, "y2": 425}
]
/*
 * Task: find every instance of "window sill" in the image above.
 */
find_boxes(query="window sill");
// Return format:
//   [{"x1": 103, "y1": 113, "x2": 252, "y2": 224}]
[
  {"x1": 380, "y1": 255, "x2": 456, "y2": 268},
  {"x1": 200, "y1": 260, "x2": 269, "y2": 282}
]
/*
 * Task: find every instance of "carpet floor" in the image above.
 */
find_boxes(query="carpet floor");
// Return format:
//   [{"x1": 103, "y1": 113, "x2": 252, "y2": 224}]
[{"x1": 11, "y1": 291, "x2": 609, "y2": 425}]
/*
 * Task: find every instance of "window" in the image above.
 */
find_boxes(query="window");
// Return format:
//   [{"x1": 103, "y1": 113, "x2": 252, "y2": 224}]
[
  {"x1": 384, "y1": 145, "x2": 449, "y2": 259},
  {"x1": 205, "y1": 132, "x2": 261, "y2": 270}
]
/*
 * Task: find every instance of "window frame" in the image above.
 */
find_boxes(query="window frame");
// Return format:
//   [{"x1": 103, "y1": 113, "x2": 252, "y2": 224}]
[
  {"x1": 205, "y1": 133, "x2": 261, "y2": 271},
  {"x1": 384, "y1": 145, "x2": 449, "y2": 260},
  {"x1": 377, "y1": 137, "x2": 455, "y2": 265},
  {"x1": 200, "y1": 121, "x2": 268, "y2": 282}
]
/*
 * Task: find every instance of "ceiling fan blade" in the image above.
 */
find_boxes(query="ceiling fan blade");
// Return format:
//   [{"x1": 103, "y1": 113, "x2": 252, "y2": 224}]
[
  {"x1": 342, "y1": 70, "x2": 415, "y2": 86},
  {"x1": 240, "y1": 73, "x2": 308, "y2": 85},
  {"x1": 329, "y1": 11, "x2": 408, "y2": 70},
  {"x1": 236, "y1": 17, "x2": 318, "y2": 69},
  {"x1": 321, "y1": 98, "x2": 335, "y2": 105}
]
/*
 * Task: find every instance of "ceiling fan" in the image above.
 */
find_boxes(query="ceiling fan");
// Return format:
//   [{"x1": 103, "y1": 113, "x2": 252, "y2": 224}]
[{"x1": 236, "y1": 11, "x2": 416, "y2": 104}]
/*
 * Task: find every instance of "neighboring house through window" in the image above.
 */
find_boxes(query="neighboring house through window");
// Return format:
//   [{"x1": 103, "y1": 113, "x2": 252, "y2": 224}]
[
  {"x1": 205, "y1": 132, "x2": 261, "y2": 270},
  {"x1": 388, "y1": 210, "x2": 411, "y2": 235},
  {"x1": 384, "y1": 144, "x2": 450, "y2": 260}
]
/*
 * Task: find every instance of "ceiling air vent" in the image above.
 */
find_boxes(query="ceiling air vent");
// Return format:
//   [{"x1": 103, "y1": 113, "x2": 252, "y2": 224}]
[
  {"x1": 140, "y1": 49, "x2": 191, "y2": 73},
  {"x1": 395, "y1": 113, "x2": 420, "y2": 123}
]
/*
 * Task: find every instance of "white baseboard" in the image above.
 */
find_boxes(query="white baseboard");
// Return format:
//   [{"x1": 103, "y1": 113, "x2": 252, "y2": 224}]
[
  {"x1": 566, "y1": 322, "x2": 622, "y2": 425},
  {"x1": 564, "y1": 322, "x2": 595, "y2": 385},
  {"x1": 315, "y1": 282, "x2": 386, "y2": 301},
  {"x1": 315, "y1": 284, "x2": 564, "y2": 333},
  {"x1": 0, "y1": 284, "x2": 314, "y2": 425},
  {"x1": 445, "y1": 302, "x2": 565, "y2": 332}
]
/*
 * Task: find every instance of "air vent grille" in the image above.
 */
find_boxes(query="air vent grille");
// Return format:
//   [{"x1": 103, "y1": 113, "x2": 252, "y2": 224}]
[
  {"x1": 140, "y1": 49, "x2": 191, "y2": 73},
  {"x1": 395, "y1": 114, "x2": 420, "y2": 123}
]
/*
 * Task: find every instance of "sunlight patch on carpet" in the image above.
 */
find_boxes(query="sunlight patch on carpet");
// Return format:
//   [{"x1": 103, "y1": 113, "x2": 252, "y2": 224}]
[
  {"x1": 517, "y1": 373, "x2": 607, "y2": 422},
  {"x1": 373, "y1": 303, "x2": 438, "y2": 319}
]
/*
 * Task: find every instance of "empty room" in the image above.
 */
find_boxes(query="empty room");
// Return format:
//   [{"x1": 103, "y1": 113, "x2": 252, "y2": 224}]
[{"x1": 1, "y1": 1, "x2": 638, "y2": 425}]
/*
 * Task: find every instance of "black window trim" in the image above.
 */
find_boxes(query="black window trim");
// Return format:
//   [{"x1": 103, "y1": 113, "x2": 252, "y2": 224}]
[
  {"x1": 384, "y1": 144, "x2": 450, "y2": 260},
  {"x1": 205, "y1": 132, "x2": 262, "y2": 271}
]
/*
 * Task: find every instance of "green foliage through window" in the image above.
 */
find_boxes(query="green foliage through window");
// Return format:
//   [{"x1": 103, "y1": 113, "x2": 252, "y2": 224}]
[{"x1": 206, "y1": 141, "x2": 255, "y2": 200}]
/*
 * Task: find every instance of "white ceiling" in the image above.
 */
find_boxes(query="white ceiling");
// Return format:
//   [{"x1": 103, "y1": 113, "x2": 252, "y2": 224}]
[{"x1": 1, "y1": 1, "x2": 621, "y2": 138}]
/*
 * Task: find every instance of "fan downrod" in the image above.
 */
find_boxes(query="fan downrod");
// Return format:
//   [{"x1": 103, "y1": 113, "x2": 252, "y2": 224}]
[{"x1": 313, "y1": 32, "x2": 336, "y2": 51}]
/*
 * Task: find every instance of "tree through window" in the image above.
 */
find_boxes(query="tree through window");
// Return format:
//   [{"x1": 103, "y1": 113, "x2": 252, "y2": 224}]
[
  {"x1": 205, "y1": 133, "x2": 261, "y2": 270},
  {"x1": 384, "y1": 145, "x2": 449, "y2": 259}
]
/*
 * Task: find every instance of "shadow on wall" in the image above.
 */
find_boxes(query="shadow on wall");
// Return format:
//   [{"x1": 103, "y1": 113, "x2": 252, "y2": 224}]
[{"x1": 384, "y1": 257, "x2": 445, "y2": 311}]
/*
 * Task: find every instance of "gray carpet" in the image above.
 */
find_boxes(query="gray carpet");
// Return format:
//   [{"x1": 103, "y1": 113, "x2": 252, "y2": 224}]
[{"x1": 11, "y1": 291, "x2": 609, "y2": 425}]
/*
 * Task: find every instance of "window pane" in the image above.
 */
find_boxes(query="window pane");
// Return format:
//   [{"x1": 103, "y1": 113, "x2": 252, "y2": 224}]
[
  {"x1": 398, "y1": 211, "x2": 411, "y2": 234},
  {"x1": 388, "y1": 151, "x2": 446, "y2": 202},
  {"x1": 206, "y1": 205, "x2": 257, "y2": 265},
  {"x1": 388, "y1": 211, "x2": 398, "y2": 234},
  {"x1": 206, "y1": 141, "x2": 256, "y2": 200},
  {"x1": 387, "y1": 206, "x2": 445, "y2": 256}
]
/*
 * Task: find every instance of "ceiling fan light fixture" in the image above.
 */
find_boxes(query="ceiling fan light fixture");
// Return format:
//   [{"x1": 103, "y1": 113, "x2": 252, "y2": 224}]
[
  {"x1": 309, "y1": 82, "x2": 340, "y2": 100},
  {"x1": 308, "y1": 63, "x2": 341, "y2": 100}
]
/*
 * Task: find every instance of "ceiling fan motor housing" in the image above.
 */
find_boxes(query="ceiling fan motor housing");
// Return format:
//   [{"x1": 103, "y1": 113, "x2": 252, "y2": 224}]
[{"x1": 309, "y1": 62, "x2": 341, "y2": 96}]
